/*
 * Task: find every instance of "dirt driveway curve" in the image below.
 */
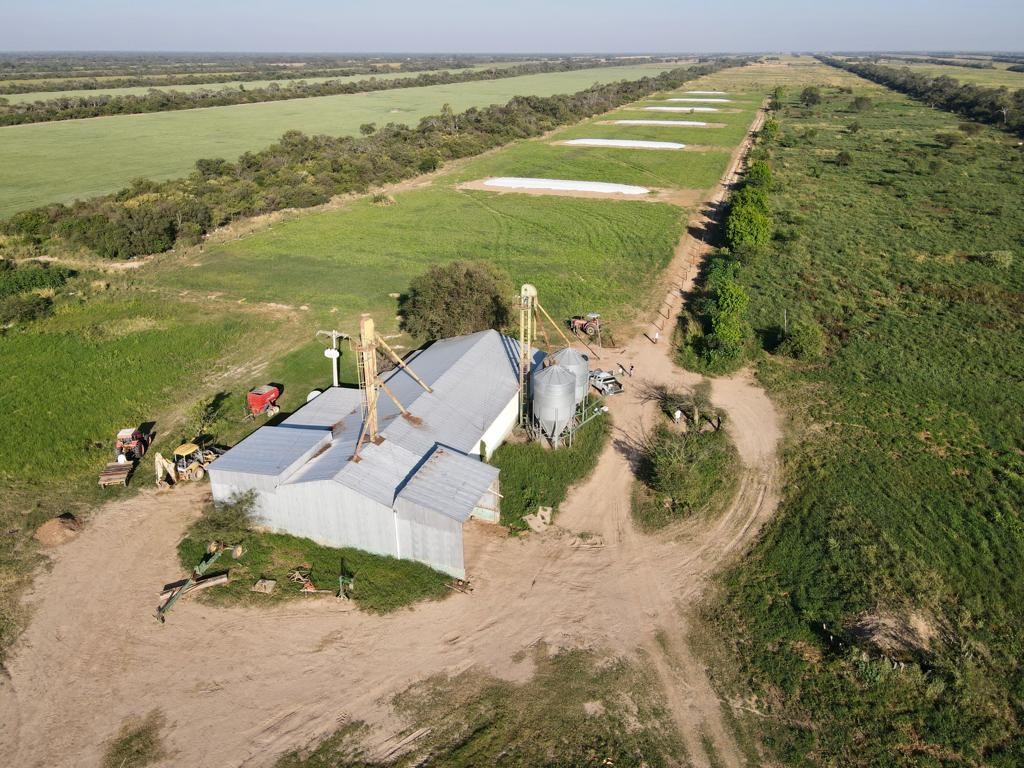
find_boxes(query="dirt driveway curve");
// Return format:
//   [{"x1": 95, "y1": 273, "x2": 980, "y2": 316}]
[{"x1": 0, "y1": 103, "x2": 778, "y2": 768}]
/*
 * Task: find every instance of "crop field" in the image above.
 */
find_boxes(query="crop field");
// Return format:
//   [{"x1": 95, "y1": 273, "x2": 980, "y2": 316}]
[
  {"x1": 708, "y1": 66, "x2": 1024, "y2": 765},
  {"x1": 0, "y1": 62, "x2": 678, "y2": 218}
]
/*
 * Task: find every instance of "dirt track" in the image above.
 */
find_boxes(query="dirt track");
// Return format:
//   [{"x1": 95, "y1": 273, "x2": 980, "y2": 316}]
[{"x1": 0, "y1": 103, "x2": 778, "y2": 768}]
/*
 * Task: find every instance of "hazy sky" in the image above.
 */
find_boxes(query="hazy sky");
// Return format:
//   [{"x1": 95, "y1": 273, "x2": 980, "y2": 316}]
[{"x1": 1, "y1": 0, "x2": 1022, "y2": 53}]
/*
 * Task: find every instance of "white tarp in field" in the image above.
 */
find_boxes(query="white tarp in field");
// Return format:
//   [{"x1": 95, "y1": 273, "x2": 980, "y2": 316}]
[
  {"x1": 482, "y1": 177, "x2": 650, "y2": 195},
  {"x1": 668, "y1": 98, "x2": 732, "y2": 103},
  {"x1": 562, "y1": 138, "x2": 686, "y2": 150},
  {"x1": 644, "y1": 106, "x2": 720, "y2": 113},
  {"x1": 685, "y1": 90, "x2": 727, "y2": 95},
  {"x1": 613, "y1": 119, "x2": 710, "y2": 127}
]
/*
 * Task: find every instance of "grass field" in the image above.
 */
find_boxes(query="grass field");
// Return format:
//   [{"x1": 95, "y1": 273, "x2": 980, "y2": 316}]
[
  {"x1": 867, "y1": 58, "x2": 1024, "y2": 88},
  {"x1": 0, "y1": 63, "x2": 678, "y2": 218},
  {"x1": 145, "y1": 188, "x2": 685, "y2": 327},
  {"x1": 0, "y1": 62, "x2": 528, "y2": 103},
  {"x1": 708, "y1": 66, "x2": 1024, "y2": 766}
]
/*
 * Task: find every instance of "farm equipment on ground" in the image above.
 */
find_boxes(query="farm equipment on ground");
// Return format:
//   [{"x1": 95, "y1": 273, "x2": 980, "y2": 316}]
[
  {"x1": 115, "y1": 428, "x2": 151, "y2": 461},
  {"x1": 98, "y1": 426, "x2": 152, "y2": 487},
  {"x1": 154, "y1": 443, "x2": 223, "y2": 487},
  {"x1": 245, "y1": 384, "x2": 281, "y2": 420},
  {"x1": 156, "y1": 541, "x2": 243, "y2": 622},
  {"x1": 589, "y1": 369, "x2": 624, "y2": 396},
  {"x1": 568, "y1": 312, "x2": 603, "y2": 338}
]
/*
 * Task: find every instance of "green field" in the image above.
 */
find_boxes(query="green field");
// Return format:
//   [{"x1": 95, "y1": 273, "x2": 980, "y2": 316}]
[
  {"x1": 0, "y1": 63, "x2": 678, "y2": 218},
  {"x1": 708, "y1": 67, "x2": 1024, "y2": 765},
  {"x1": 869, "y1": 58, "x2": 1024, "y2": 88},
  {"x1": 147, "y1": 188, "x2": 685, "y2": 326},
  {"x1": 0, "y1": 62, "x2": 527, "y2": 103}
]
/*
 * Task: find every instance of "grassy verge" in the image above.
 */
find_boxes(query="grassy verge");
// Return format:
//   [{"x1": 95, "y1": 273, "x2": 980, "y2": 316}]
[
  {"x1": 277, "y1": 647, "x2": 683, "y2": 767},
  {"x1": 713, "y1": 68, "x2": 1024, "y2": 765},
  {"x1": 491, "y1": 412, "x2": 610, "y2": 531},
  {"x1": 101, "y1": 710, "x2": 166, "y2": 768},
  {"x1": 176, "y1": 497, "x2": 452, "y2": 614}
]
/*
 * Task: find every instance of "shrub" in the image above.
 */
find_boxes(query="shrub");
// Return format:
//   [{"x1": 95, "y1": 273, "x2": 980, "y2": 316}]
[
  {"x1": 400, "y1": 260, "x2": 513, "y2": 340},
  {"x1": 800, "y1": 86, "x2": 822, "y2": 106},
  {"x1": 745, "y1": 159, "x2": 773, "y2": 188},
  {"x1": 836, "y1": 150, "x2": 853, "y2": 166},
  {"x1": 633, "y1": 424, "x2": 738, "y2": 530},
  {"x1": 935, "y1": 132, "x2": 963, "y2": 149},
  {"x1": 778, "y1": 315, "x2": 826, "y2": 360},
  {"x1": 851, "y1": 96, "x2": 873, "y2": 111},
  {"x1": 725, "y1": 202, "x2": 773, "y2": 251},
  {"x1": 0, "y1": 293, "x2": 52, "y2": 324}
]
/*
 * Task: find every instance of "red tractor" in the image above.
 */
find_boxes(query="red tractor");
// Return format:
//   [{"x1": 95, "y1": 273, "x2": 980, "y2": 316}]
[
  {"x1": 245, "y1": 385, "x2": 281, "y2": 420},
  {"x1": 114, "y1": 428, "x2": 151, "y2": 462},
  {"x1": 568, "y1": 312, "x2": 603, "y2": 337}
]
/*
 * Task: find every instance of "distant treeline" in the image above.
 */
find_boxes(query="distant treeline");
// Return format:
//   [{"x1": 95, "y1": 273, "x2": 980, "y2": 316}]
[
  {"x1": 820, "y1": 57, "x2": 1024, "y2": 135},
  {"x1": 859, "y1": 56, "x2": 996, "y2": 70},
  {"x1": 0, "y1": 58, "x2": 683, "y2": 126},
  {"x1": 0, "y1": 53, "x2": 509, "y2": 83},
  {"x1": 2, "y1": 60, "x2": 744, "y2": 260},
  {"x1": 0, "y1": 59, "x2": 479, "y2": 94}
]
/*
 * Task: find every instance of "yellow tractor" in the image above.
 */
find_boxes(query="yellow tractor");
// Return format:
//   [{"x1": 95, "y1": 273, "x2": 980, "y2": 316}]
[{"x1": 155, "y1": 443, "x2": 221, "y2": 487}]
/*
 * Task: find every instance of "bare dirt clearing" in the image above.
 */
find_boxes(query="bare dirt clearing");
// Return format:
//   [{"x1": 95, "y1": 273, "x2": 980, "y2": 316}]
[{"x1": 0, "y1": 100, "x2": 775, "y2": 768}]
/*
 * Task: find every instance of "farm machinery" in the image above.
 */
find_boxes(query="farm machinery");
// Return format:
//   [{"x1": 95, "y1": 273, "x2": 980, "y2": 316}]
[
  {"x1": 245, "y1": 384, "x2": 281, "y2": 420},
  {"x1": 568, "y1": 312, "x2": 603, "y2": 338},
  {"x1": 154, "y1": 443, "x2": 223, "y2": 487},
  {"x1": 98, "y1": 427, "x2": 152, "y2": 487}
]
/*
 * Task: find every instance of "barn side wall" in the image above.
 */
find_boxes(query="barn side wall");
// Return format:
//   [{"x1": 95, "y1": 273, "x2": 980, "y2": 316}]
[
  {"x1": 470, "y1": 392, "x2": 519, "y2": 460},
  {"x1": 394, "y1": 499, "x2": 466, "y2": 579}
]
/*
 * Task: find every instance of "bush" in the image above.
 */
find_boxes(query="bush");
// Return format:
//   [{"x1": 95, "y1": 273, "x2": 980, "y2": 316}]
[
  {"x1": 633, "y1": 424, "x2": 738, "y2": 530},
  {"x1": 0, "y1": 293, "x2": 52, "y2": 324},
  {"x1": 778, "y1": 315, "x2": 826, "y2": 360},
  {"x1": 400, "y1": 260, "x2": 513, "y2": 340},
  {"x1": 851, "y1": 96, "x2": 873, "y2": 111},
  {"x1": 0, "y1": 262, "x2": 73, "y2": 299},
  {"x1": 725, "y1": 202, "x2": 773, "y2": 251},
  {"x1": 836, "y1": 150, "x2": 853, "y2": 166},
  {"x1": 800, "y1": 86, "x2": 822, "y2": 106},
  {"x1": 745, "y1": 159, "x2": 773, "y2": 188}
]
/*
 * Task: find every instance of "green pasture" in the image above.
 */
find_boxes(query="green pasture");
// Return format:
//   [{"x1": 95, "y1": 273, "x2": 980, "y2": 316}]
[
  {"x1": 713, "y1": 69, "x2": 1024, "y2": 764},
  {"x1": 146, "y1": 187, "x2": 684, "y2": 328},
  {"x1": 869, "y1": 58, "x2": 1024, "y2": 89},
  {"x1": 0, "y1": 63, "x2": 518, "y2": 103},
  {"x1": 0, "y1": 63, "x2": 677, "y2": 219},
  {"x1": 451, "y1": 140, "x2": 730, "y2": 190}
]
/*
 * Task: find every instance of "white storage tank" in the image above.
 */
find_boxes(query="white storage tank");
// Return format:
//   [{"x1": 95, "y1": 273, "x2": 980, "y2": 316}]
[
  {"x1": 551, "y1": 347, "x2": 589, "y2": 405},
  {"x1": 531, "y1": 363, "x2": 576, "y2": 441}
]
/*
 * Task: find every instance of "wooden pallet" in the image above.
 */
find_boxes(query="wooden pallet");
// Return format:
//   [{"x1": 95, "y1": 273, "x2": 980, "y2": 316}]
[{"x1": 98, "y1": 462, "x2": 133, "y2": 487}]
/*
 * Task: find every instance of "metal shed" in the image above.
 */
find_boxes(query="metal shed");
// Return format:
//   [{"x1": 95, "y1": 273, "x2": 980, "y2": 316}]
[{"x1": 208, "y1": 330, "x2": 536, "y2": 578}]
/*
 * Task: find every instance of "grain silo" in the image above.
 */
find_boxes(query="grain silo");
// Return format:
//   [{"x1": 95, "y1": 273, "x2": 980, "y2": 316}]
[
  {"x1": 551, "y1": 347, "x2": 589, "y2": 405},
  {"x1": 531, "y1": 363, "x2": 576, "y2": 446}
]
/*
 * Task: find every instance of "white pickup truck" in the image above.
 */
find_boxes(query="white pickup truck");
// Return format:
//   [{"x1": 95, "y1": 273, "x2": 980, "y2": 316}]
[{"x1": 589, "y1": 369, "x2": 624, "y2": 396}]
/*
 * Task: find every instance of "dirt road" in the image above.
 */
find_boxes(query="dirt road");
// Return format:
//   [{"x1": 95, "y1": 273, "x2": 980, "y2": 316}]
[{"x1": 0, "y1": 103, "x2": 778, "y2": 767}]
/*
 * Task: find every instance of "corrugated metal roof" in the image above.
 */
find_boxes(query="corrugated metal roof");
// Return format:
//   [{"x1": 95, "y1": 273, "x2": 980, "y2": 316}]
[
  {"x1": 283, "y1": 387, "x2": 362, "y2": 429},
  {"x1": 214, "y1": 331, "x2": 539, "y2": 502},
  {"x1": 209, "y1": 425, "x2": 330, "y2": 479},
  {"x1": 396, "y1": 446, "x2": 499, "y2": 522}
]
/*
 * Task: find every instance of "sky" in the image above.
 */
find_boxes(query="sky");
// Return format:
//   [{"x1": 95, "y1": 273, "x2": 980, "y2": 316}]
[{"x1": 0, "y1": 0, "x2": 1022, "y2": 53}]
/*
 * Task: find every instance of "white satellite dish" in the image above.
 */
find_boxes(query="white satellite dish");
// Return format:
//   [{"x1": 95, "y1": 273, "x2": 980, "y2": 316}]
[
  {"x1": 306, "y1": 389, "x2": 322, "y2": 403},
  {"x1": 323, "y1": 348, "x2": 340, "y2": 359}
]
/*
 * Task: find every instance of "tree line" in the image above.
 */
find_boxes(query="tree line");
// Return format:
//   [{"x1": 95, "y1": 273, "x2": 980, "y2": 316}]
[
  {"x1": 819, "y1": 57, "x2": 1024, "y2": 136},
  {"x1": 2, "y1": 60, "x2": 745, "y2": 261},
  {"x1": 0, "y1": 58, "x2": 684, "y2": 126}
]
